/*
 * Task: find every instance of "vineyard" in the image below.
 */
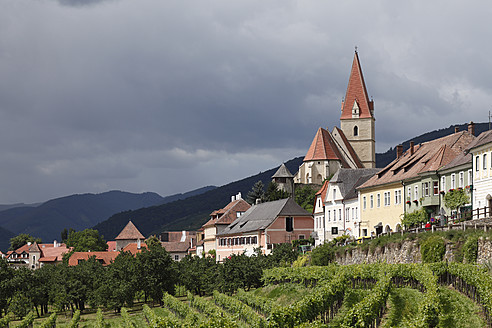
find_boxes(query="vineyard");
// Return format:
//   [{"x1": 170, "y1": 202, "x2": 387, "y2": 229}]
[{"x1": 2, "y1": 262, "x2": 491, "y2": 327}]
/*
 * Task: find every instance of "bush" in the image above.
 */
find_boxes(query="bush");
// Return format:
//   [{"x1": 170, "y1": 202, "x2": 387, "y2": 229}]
[
  {"x1": 420, "y1": 235, "x2": 446, "y2": 263},
  {"x1": 463, "y1": 236, "x2": 479, "y2": 263},
  {"x1": 310, "y1": 242, "x2": 335, "y2": 266}
]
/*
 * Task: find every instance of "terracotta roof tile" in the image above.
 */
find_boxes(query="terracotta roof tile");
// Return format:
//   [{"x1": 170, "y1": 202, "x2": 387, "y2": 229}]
[
  {"x1": 68, "y1": 252, "x2": 118, "y2": 266},
  {"x1": 115, "y1": 221, "x2": 145, "y2": 240},
  {"x1": 341, "y1": 51, "x2": 373, "y2": 120},
  {"x1": 304, "y1": 127, "x2": 347, "y2": 164},
  {"x1": 359, "y1": 131, "x2": 476, "y2": 190},
  {"x1": 122, "y1": 242, "x2": 147, "y2": 255}
]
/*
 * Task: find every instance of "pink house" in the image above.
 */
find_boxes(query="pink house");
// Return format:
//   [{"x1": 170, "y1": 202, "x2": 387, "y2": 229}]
[{"x1": 216, "y1": 198, "x2": 313, "y2": 262}]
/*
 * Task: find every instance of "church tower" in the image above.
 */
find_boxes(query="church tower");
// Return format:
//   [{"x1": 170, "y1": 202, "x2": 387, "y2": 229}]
[{"x1": 340, "y1": 50, "x2": 376, "y2": 168}]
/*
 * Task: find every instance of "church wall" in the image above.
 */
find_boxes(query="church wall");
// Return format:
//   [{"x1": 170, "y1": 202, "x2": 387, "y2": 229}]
[{"x1": 340, "y1": 118, "x2": 375, "y2": 168}]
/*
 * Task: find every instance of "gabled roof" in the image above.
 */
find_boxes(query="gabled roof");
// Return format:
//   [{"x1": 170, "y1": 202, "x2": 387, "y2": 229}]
[
  {"x1": 115, "y1": 221, "x2": 145, "y2": 240},
  {"x1": 331, "y1": 127, "x2": 364, "y2": 168},
  {"x1": 28, "y1": 242, "x2": 41, "y2": 253},
  {"x1": 340, "y1": 51, "x2": 373, "y2": 120},
  {"x1": 330, "y1": 168, "x2": 380, "y2": 200},
  {"x1": 304, "y1": 128, "x2": 348, "y2": 166},
  {"x1": 122, "y1": 242, "x2": 147, "y2": 254},
  {"x1": 218, "y1": 198, "x2": 311, "y2": 236},
  {"x1": 203, "y1": 198, "x2": 251, "y2": 227},
  {"x1": 359, "y1": 131, "x2": 476, "y2": 190},
  {"x1": 466, "y1": 129, "x2": 492, "y2": 152},
  {"x1": 272, "y1": 163, "x2": 294, "y2": 178}
]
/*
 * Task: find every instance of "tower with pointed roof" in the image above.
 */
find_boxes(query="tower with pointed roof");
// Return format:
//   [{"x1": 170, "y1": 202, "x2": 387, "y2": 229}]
[
  {"x1": 115, "y1": 221, "x2": 145, "y2": 251},
  {"x1": 272, "y1": 163, "x2": 294, "y2": 194},
  {"x1": 340, "y1": 50, "x2": 376, "y2": 168}
]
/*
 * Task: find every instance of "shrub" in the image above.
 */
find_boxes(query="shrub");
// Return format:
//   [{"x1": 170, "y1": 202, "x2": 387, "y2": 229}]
[
  {"x1": 463, "y1": 236, "x2": 479, "y2": 263},
  {"x1": 420, "y1": 235, "x2": 446, "y2": 263},
  {"x1": 310, "y1": 242, "x2": 334, "y2": 266}
]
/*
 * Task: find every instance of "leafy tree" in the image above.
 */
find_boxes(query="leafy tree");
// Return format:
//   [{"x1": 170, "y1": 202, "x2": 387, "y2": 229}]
[
  {"x1": 267, "y1": 243, "x2": 299, "y2": 266},
  {"x1": 96, "y1": 251, "x2": 138, "y2": 311},
  {"x1": 136, "y1": 242, "x2": 177, "y2": 304},
  {"x1": 61, "y1": 228, "x2": 75, "y2": 244},
  {"x1": 294, "y1": 185, "x2": 317, "y2": 212},
  {"x1": 9, "y1": 234, "x2": 42, "y2": 251},
  {"x1": 218, "y1": 253, "x2": 264, "y2": 294},
  {"x1": 0, "y1": 258, "x2": 14, "y2": 317},
  {"x1": 178, "y1": 255, "x2": 218, "y2": 296},
  {"x1": 444, "y1": 189, "x2": 470, "y2": 216},
  {"x1": 247, "y1": 180, "x2": 266, "y2": 204},
  {"x1": 265, "y1": 182, "x2": 290, "y2": 202},
  {"x1": 66, "y1": 229, "x2": 108, "y2": 252},
  {"x1": 66, "y1": 257, "x2": 104, "y2": 311},
  {"x1": 401, "y1": 208, "x2": 428, "y2": 229}
]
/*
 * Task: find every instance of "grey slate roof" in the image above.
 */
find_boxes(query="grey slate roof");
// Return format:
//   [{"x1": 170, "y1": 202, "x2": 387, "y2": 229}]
[
  {"x1": 330, "y1": 168, "x2": 380, "y2": 200},
  {"x1": 218, "y1": 198, "x2": 311, "y2": 236},
  {"x1": 272, "y1": 163, "x2": 294, "y2": 178}
]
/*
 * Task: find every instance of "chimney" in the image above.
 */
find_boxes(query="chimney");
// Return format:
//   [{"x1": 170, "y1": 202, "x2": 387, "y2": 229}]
[
  {"x1": 231, "y1": 195, "x2": 235, "y2": 202},
  {"x1": 256, "y1": 198, "x2": 262, "y2": 205},
  {"x1": 410, "y1": 141, "x2": 414, "y2": 155},
  {"x1": 396, "y1": 145, "x2": 403, "y2": 159},
  {"x1": 468, "y1": 121, "x2": 475, "y2": 136},
  {"x1": 27, "y1": 242, "x2": 31, "y2": 246},
  {"x1": 237, "y1": 192, "x2": 242, "y2": 200},
  {"x1": 54, "y1": 240, "x2": 58, "y2": 248},
  {"x1": 137, "y1": 239, "x2": 141, "y2": 250},
  {"x1": 181, "y1": 230, "x2": 186, "y2": 242},
  {"x1": 454, "y1": 126, "x2": 459, "y2": 133}
]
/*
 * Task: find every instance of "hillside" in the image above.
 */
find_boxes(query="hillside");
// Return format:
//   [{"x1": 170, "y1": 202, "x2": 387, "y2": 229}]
[
  {"x1": 93, "y1": 157, "x2": 304, "y2": 240},
  {"x1": 0, "y1": 226, "x2": 14, "y2": 253}
]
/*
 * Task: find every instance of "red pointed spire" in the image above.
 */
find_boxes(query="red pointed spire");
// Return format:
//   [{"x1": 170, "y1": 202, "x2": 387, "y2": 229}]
[
  {"x1": 340, "y1": 51, "x2": 373, "y2": 120},
  {"x1": 304, "y1": 128, "x2": 346, "y2": 165}
]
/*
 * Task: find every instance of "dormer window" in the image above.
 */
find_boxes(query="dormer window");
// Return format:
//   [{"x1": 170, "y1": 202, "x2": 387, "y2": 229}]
[{"x1": 354, "y1": 126, "x2": 359, "y2": 136}]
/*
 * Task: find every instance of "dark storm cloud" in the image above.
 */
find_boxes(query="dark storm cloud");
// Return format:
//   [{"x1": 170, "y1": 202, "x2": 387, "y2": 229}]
[{"x1": 0, "y1": 0, "x2": 491, "y2": 203}]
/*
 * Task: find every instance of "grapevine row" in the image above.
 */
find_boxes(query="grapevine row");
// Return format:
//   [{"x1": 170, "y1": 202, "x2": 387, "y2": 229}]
[
  {"x1": 234, "y1": 288, "x2": 275, "y2": 316},
  {"x1": 213, "y1": 290, "x2": 267, "y2": 327}
]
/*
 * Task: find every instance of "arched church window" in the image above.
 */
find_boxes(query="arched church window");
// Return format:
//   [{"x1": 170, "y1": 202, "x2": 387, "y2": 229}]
[{"x1": 354, "y1": 126, "x2": 359, "y2": 136}]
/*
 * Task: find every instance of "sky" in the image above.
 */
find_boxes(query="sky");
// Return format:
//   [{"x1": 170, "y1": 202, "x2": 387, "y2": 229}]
[{"x1": 1, "y1": 0, "x2": 491, "y2": 204}]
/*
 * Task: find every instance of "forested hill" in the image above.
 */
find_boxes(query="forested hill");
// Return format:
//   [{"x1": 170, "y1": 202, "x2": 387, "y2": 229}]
[
  {"x1": 376, "y1": 122, "x2": 489, "y2": 168},
  {"x1": 0, "y1": 191, "x2": 166, "y2": 246},
  {"x1": 0, "y1": 226, "x2": 14, "y2": 253},
  {"x1": 93, "y1": 157, "x2": 305, "y2": 240}
]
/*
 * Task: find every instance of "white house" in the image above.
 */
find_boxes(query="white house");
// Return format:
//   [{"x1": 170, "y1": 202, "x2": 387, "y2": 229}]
[{"x1": 467, "y1": 129, "x2": 492, "y2": 217}]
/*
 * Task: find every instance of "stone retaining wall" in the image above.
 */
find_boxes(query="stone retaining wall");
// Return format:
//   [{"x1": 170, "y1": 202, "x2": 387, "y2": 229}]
[{"x1": 335, "y1": 238, "x2": 492, "y2": 265}]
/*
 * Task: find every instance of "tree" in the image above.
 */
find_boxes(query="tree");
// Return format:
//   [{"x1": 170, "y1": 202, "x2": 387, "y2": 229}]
[
  {"x1": 178, "y1": 255, "x2": 218, "y2": 296},
  {"x1": 247, "y1": 180, "x2": 266, "y2": 204},
  {"x1": 267, "y1": 243, "x2": 299, "y2": 266},
  {"x1": 310, "y1": 242, "x2": 335, "y2": 266},
  {"x1": 60, "y1": 228, "x2": 75, "y2": 243},
  {"x1": 9, "y1": 234, "x2": 42, "y2": 251},
  {"x1": 265, "y1": 182, "x2": 290, "y2": 202},
  {"x1": 218, "y1": 253, "x2": 264, "y2": 294},
  {"x1": 444, "y1": 189, "x2": 470, "y2": 216},
  {"x1": 295, "y1": 185, "x2": 317, "y2": 212},
  {"x1": 136, "y1": 242, "x2": 177, "y2": 303},
  {"x1": 401, "y1": 208, "x2": 428, "y2": 229},
  {"x1": 65, "y1": 229, "x2": 108, "y2": 252}
]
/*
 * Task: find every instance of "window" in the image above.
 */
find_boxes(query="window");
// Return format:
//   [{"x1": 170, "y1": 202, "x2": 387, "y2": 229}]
[
  {"x1": 468, "y1": 170, "x2": 472, "y2": 185},
  {"x1": 370, "y1": 195, "x2": 374, "y2": 208},
  {"x1": 484, "y1": 154, "x2": 488, "y2": 170},
  {"x1": 331, "y1": 227, "x2": 338, "y2": 235},
  {"x1": 433, "y1": 181, "x2": 439, "y2": 195},
  {"x1": 362, "y1": 229, "x2": 368, "y2": 237},
  {"x1": 377, "y1": 193, "x2": 381, "y2": 207},
  {"x1": 414, "y1": 186, "x2": 418, "y2": 200},
  {"x1": 355, "y1": 207, "x2": 358, "y2": 220},
  {"x1": 363, "y1": 196, "x2": 367, "y2": 210},
  {"x1": 333, "y1": 189, "x2": 336, "y2": 201},
  {"x1": 333, "y1": 210, "x2": 336, "y2": 221},
  {"x1": 286, "y1": 217, "x2": 293, "y2": 232},
  {"x1": 339, "y1": 209, "x2": 342, "y2": 221},
  {"x1": 395, "y1": 190, "x2": 401, "y2": 204},
  {"x1": 441, "y1": 176, "x2": 446, "y2": 192},
  {"x1": 422, "y1": 182, "x2": 429, "y2": 197},
  {"x1": 346, "y1": 208, "x2": 350, "y2": 221},
  {"x1": 451, "y1": 174, "x2": 456, "y2": 189},
  {"x1": 476, "y1": 156, "x2": 480, "y2": 171},
  {"x1": 298, "y1": 234, "x2": 305, "y2": 240},
  {"x1": 352, "y1": 208, "x2": 355, "y2": 220},
  {"x1": 354, "y1": 126, "x2": 359, "y2": 136},
  {"x1": 407, "y1": 187, "x2": 412, "y2": 200},
  {"x1": 328, "y1": 210, "x2": 331, "y2": 221},
  {"x1": 459, "y1": 172, "x2": 464, "y2": 188},
  {"x1": 384, "y1": 192, "x2": 390, "y2": 206},
  {"x1": 174, "y1": 255, "x2": 179, "y2": 261}
]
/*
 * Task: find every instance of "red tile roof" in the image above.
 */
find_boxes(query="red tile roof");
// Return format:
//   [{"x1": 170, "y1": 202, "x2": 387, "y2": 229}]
[
  {"x1": 68, "y1": 252, "x2": 119, "y2": 266},
  {"x1": 107, "y1": 241, "x2": 117, "y2": 252},
  {"x1": 304, "y1": 127, "x2": 347, "y2": 163},
  {"x1": 122, "y1": 242, "x2": 147, "y2": 255},
  {"x1": 203, "y1": 199, "x2": 251, "y2": 228},
  {"x1": 359, "y1": 131, "x2": 475, "y2": 190},
  {"x1": 115, "y1": 221, "x2": 145, "y2": 240},
  {"x1": 341, "y1": 51, "x2": 373, "y2": 120}
]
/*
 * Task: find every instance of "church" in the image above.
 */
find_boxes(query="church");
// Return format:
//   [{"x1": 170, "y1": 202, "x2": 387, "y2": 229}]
[{"x1": 294, "y1": 50, "x2": 376, "y2": 185}]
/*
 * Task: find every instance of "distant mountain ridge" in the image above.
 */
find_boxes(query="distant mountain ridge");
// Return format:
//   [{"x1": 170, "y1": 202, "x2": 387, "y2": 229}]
[
  {"x1": 0, "y1": 187, "x2": 215, "y2": 247},
  {"x1": 93, "y1": 157, "x2": 305, "y2": 240}
]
